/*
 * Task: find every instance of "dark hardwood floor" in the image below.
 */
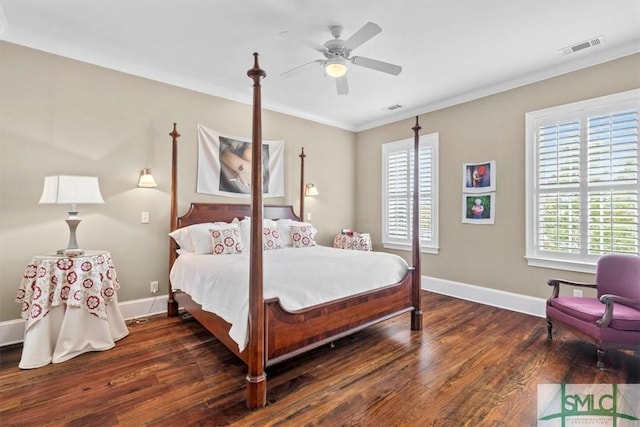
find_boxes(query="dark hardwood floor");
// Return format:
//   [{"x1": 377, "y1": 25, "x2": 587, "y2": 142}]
[{"x1": 1, "y1": 292, "x2": 638, "y2": 426}]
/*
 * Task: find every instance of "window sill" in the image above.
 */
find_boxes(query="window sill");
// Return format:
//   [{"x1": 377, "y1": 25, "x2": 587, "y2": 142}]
[
  {"x1": 382, "y1": 242, "x2": 439, "y2": 254},
  {"x1": 525, "y1": 255, "x2": 596, "y2": 274}
]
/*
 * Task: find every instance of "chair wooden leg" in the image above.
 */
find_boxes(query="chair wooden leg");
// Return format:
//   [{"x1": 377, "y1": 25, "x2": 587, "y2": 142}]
[
  {"x1": 547, "y1": 320, "x2": 553, "y2": 340},
  {"x1": 596, "y1": 348, "x2": 606, "y2": 370}
]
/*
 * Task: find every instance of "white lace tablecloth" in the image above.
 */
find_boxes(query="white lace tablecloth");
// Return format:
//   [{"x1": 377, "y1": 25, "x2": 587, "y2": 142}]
[{"x1": 15, "y1": 251, "x2": 129, "y2": 368}]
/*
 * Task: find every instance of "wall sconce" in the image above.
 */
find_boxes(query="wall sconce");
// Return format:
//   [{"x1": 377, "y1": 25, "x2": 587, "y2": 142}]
[
  {"x1": 305, "y1": 183, "x2": 319, "y2": 196},
  {"x1": 137, "y1": 168, "x2": 157, "y2": 188},
  {"x1": 39, "y1": 175, "x2": 105, "y2": 256}
]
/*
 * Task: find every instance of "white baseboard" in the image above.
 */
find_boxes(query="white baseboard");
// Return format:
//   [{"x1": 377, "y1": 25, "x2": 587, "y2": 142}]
[
  {"x1": 0, "y1": 294, "x2": 168, "y2": 347},
  {"x1": 0, "y1": 319, "x2": 27, "y2": 347},
  {"x1": 1, "y1": 280, "x2": 544, "y2": 348},
  {"x1": 422, "y1": 276, "x2": 546, "y2": 318},
  {"x1": 117, "y1": 294, "x2": 168, "y2": 320}
]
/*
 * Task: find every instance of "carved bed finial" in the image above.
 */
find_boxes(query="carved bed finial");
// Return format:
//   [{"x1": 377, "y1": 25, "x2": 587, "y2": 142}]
[
  {"x1": 169, "y1": 122, "x2": 181, "y2": 140},
  {"x1": 412, "y1": 115, "x2": 421, "y2": 133},
  {"x1": 247, "y1": 52, "x2": 267, "y2": 83}
]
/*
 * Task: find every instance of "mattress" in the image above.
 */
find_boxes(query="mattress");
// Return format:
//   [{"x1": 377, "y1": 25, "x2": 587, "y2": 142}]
[{"x1": 169, "y1": 245, "x2": 409, "y2": 351}]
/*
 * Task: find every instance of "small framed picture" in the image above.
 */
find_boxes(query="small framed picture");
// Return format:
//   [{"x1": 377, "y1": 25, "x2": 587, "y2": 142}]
[
  {"x1": 463, "y1": 161, "x2": 496, "y2": 193},
  {"x1": 462, "y1": 193, "x2": 495, "y2": 224}
]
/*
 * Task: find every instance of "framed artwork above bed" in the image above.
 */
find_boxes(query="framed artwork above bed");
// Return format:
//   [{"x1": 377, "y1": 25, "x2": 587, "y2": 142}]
[{"x1": 196, "y1": 123, "x2": 284, "y2": 198}]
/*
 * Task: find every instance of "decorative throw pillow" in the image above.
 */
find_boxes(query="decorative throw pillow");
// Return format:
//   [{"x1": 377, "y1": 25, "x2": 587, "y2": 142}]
[
  {"x1": 276, "y1": 219, "x2": 314, "y2": 247},
  {"x1": 290, "y1": 225, "x2": 316, "y2": 248},
  {"x1": 263, "y1": 225, "x2": 284, "y2": 250},
  {"x1": 353, "y1": 233, "x2": 372, "y2": 251},
  {"x1": 210, "y1": 226, "x2": 243, "y2": 255}
]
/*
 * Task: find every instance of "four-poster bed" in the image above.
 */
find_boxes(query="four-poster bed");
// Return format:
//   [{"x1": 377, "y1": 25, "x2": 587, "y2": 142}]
[{"x1": 167, "y1": 53, "x2": 423, "y2": 409}]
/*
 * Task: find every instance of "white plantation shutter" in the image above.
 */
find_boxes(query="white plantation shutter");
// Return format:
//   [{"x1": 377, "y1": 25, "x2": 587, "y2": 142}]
[
  {"x1": 387, "y1": 149, "x2": 410, "y2": 240},
  {"x1": 382, "y1": 133, "x2": 439, "y2": 253},
  {"x1": 526, "y1": 89, "x2": 639, "y2": 272},
  {"x1": 587, "y1": 110, "x2": 639, "y2": 255},
  {"x1": 537, "y1": 192, "x2": 581, "y2": 253},
  {"x1": 419, "y1": 147, "x2": 434, "y2": 242},
  {"x1": 537, "y1": 120, "x2": 582, "y2": 254}
]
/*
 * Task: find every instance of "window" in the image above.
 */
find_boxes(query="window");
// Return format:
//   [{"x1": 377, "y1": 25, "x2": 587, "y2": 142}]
[
  {"x1": 382, "y1": 132, "x2": 439, "y2": 253},
  {"x1": 526, "y1": 89, "x2": 639, "y2": 272}
]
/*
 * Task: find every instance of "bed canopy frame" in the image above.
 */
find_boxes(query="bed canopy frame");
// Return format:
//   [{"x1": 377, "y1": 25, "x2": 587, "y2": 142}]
[{"x1": 167, "y1": 53, "x2": 423, "y2": 409}]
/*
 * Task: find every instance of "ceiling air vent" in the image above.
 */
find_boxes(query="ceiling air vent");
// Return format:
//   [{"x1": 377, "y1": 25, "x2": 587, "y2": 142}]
[
  {"x1": 561, "y1": 35, "x2": 604, "y2": 56},
  {"x1": 385, "y1": 104, "x2": 403, "y2": 111}
]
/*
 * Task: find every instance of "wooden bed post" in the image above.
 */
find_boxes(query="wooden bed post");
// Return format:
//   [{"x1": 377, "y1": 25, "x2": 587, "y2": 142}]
[
  {"x1": 411, "y1": 116, "x2": 423, "y2": 331},
  {"x1": 299, "y1": 147, "x2": 306, "y2": 220},
  {"x1": 167, "y1": 123, "x2": 180, "y2": 317},
  {"x1": 246, "y1": 52, "x2": 267, "y2": 409}
]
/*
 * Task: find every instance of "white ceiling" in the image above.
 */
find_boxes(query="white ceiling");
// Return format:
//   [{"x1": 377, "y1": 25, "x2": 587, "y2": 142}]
[{"x1": 1, "y1": 0, "x2": 639, "y2": 131}]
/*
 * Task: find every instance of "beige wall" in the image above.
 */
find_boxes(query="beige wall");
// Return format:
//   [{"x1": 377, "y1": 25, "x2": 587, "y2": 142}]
[
  {"x1": 356, "y1": 53, "x2": 640, "y2": 300},
  {"x1": 2, "y1": 41, "x2": 638, "y2": 323},
  {"x1": 0, "y1": 42, "x2": 356, "y2": 322}
]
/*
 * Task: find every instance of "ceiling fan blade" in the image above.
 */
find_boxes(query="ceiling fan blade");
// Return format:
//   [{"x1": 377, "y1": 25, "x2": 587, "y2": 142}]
[
  {"x1": 343, "y1": 22, "x2": 382, "y2": 51},
  {"x1": 351, "y1": 56, "x2": 402, "y2": 75},
  {"x1": 279, "y1": 30, "x2": 326, "y2": 53},
  {"x1": 281, "y1": 59, "x2": 324, "y2": 78},
  {"x1": 335, "y1": 75, "x2": 349, "y2": 95}
]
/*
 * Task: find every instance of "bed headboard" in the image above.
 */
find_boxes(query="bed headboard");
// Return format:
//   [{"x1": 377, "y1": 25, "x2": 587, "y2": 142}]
[{"x1": 177, "y1": 203, "x2": 301, "y2": 228}]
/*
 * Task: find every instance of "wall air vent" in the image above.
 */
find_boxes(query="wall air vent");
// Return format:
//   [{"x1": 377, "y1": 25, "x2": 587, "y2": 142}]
[{"x1": 561, "y1": 35, "x2": 604, "y2": 56}]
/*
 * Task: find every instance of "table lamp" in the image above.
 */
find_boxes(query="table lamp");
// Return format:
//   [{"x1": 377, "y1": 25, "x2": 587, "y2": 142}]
[{"x1": 39, "y1": 175, "x2": 105, "y2": 256}]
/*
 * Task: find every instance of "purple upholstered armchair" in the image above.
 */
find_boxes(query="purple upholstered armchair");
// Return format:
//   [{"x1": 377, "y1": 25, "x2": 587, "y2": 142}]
[{"x1": 546, "y1": 254, "x2": 640, "y2": 369}]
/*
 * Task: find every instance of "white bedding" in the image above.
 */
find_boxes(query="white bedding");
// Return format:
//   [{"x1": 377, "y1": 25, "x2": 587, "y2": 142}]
[{"x1": 169, "y1": 245, "x2": 409, "y2": 352}]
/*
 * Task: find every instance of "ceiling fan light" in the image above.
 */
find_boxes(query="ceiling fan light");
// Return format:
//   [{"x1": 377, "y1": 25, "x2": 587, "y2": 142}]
[{"x1": 325, "y1": 58, "x2": 348, "y2": 78}]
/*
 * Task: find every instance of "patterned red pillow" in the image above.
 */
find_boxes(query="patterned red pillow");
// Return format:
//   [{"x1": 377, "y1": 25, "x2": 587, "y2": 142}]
[
  {"x1": 263, "y1": 225, "x2": 284, "y2": 250},
  {"x1": 290, "y1": 225, "x2": 316, "y2": 248},
  {"x1": 210, "y1": 226, "x2": 243, "y2": 255},
  {"x1": 353, "y1": 233, "x2": 371, "y2": 251}
]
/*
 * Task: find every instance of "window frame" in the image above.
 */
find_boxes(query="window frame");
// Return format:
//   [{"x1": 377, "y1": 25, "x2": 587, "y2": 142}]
[
  {"x1": 525, "y1": 89, "x2": 640, "y2": 273},
  {"x1": 382, "y1": 132, "x2": 439, "y2": 254}
]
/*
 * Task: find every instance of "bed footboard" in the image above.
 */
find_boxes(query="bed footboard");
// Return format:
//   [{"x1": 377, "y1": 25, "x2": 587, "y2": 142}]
[{"x1": 264, "y1": 269, "x2": 414, "y2": 365}]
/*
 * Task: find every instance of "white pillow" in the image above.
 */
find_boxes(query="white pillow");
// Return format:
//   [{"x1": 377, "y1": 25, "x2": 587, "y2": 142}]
[
  {"x1": 168, "y1": 222, "x2": 232, "y2": 253},
  {"x1": 238, "y1": 218, "x2": 251, "y2": 249},
  {"x1": 276, "y1": 219, "x2": 315, "y2": 247},
  {"x1": 169, "y1": 223, "x2": 214, "y2": 252}
]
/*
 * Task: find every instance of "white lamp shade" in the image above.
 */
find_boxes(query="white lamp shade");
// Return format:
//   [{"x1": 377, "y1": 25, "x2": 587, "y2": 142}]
[
  {"x1": 305, "y1": 183, "x2": 319, "y2": 196},
  {"x1": 137, "y1": 169, "x2": 158, "y2": 188},
  {"x1": 39, "y1": 176, "x2": 105, "y2": 204}
]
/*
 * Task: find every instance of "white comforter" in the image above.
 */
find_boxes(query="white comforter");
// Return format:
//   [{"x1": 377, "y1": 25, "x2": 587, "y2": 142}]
[{"x1": 169, "y1": 246, "x2": 409, "y2": 352}]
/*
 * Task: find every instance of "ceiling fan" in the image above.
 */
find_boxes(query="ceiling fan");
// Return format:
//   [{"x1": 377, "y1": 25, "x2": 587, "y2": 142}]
[{"x1": 280, "y1": 22, "x2": 402, "y2": 95}]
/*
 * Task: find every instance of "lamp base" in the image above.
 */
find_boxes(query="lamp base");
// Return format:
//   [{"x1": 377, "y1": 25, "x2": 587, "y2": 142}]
[
  {"x1": 58, "y1": 217, "x2": 83, "y2": 257},
  {"x1": 56, "y1": 248, "x2": 85, "y2": 257}
]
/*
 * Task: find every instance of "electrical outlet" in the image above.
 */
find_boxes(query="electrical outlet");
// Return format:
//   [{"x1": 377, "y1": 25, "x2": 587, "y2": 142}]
[
  {"x1": 150, "y1": 281, "x2": 159, "y2": 293},
  {"x1": 306, "y1": 212, "x2": 312, "y2": 221},
  {"x1": 573, "y1": 289, "x2": 583, "y2": 297},
  {"x1": 141, "y1": 212, "x2": 150, "y2": 224}
]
